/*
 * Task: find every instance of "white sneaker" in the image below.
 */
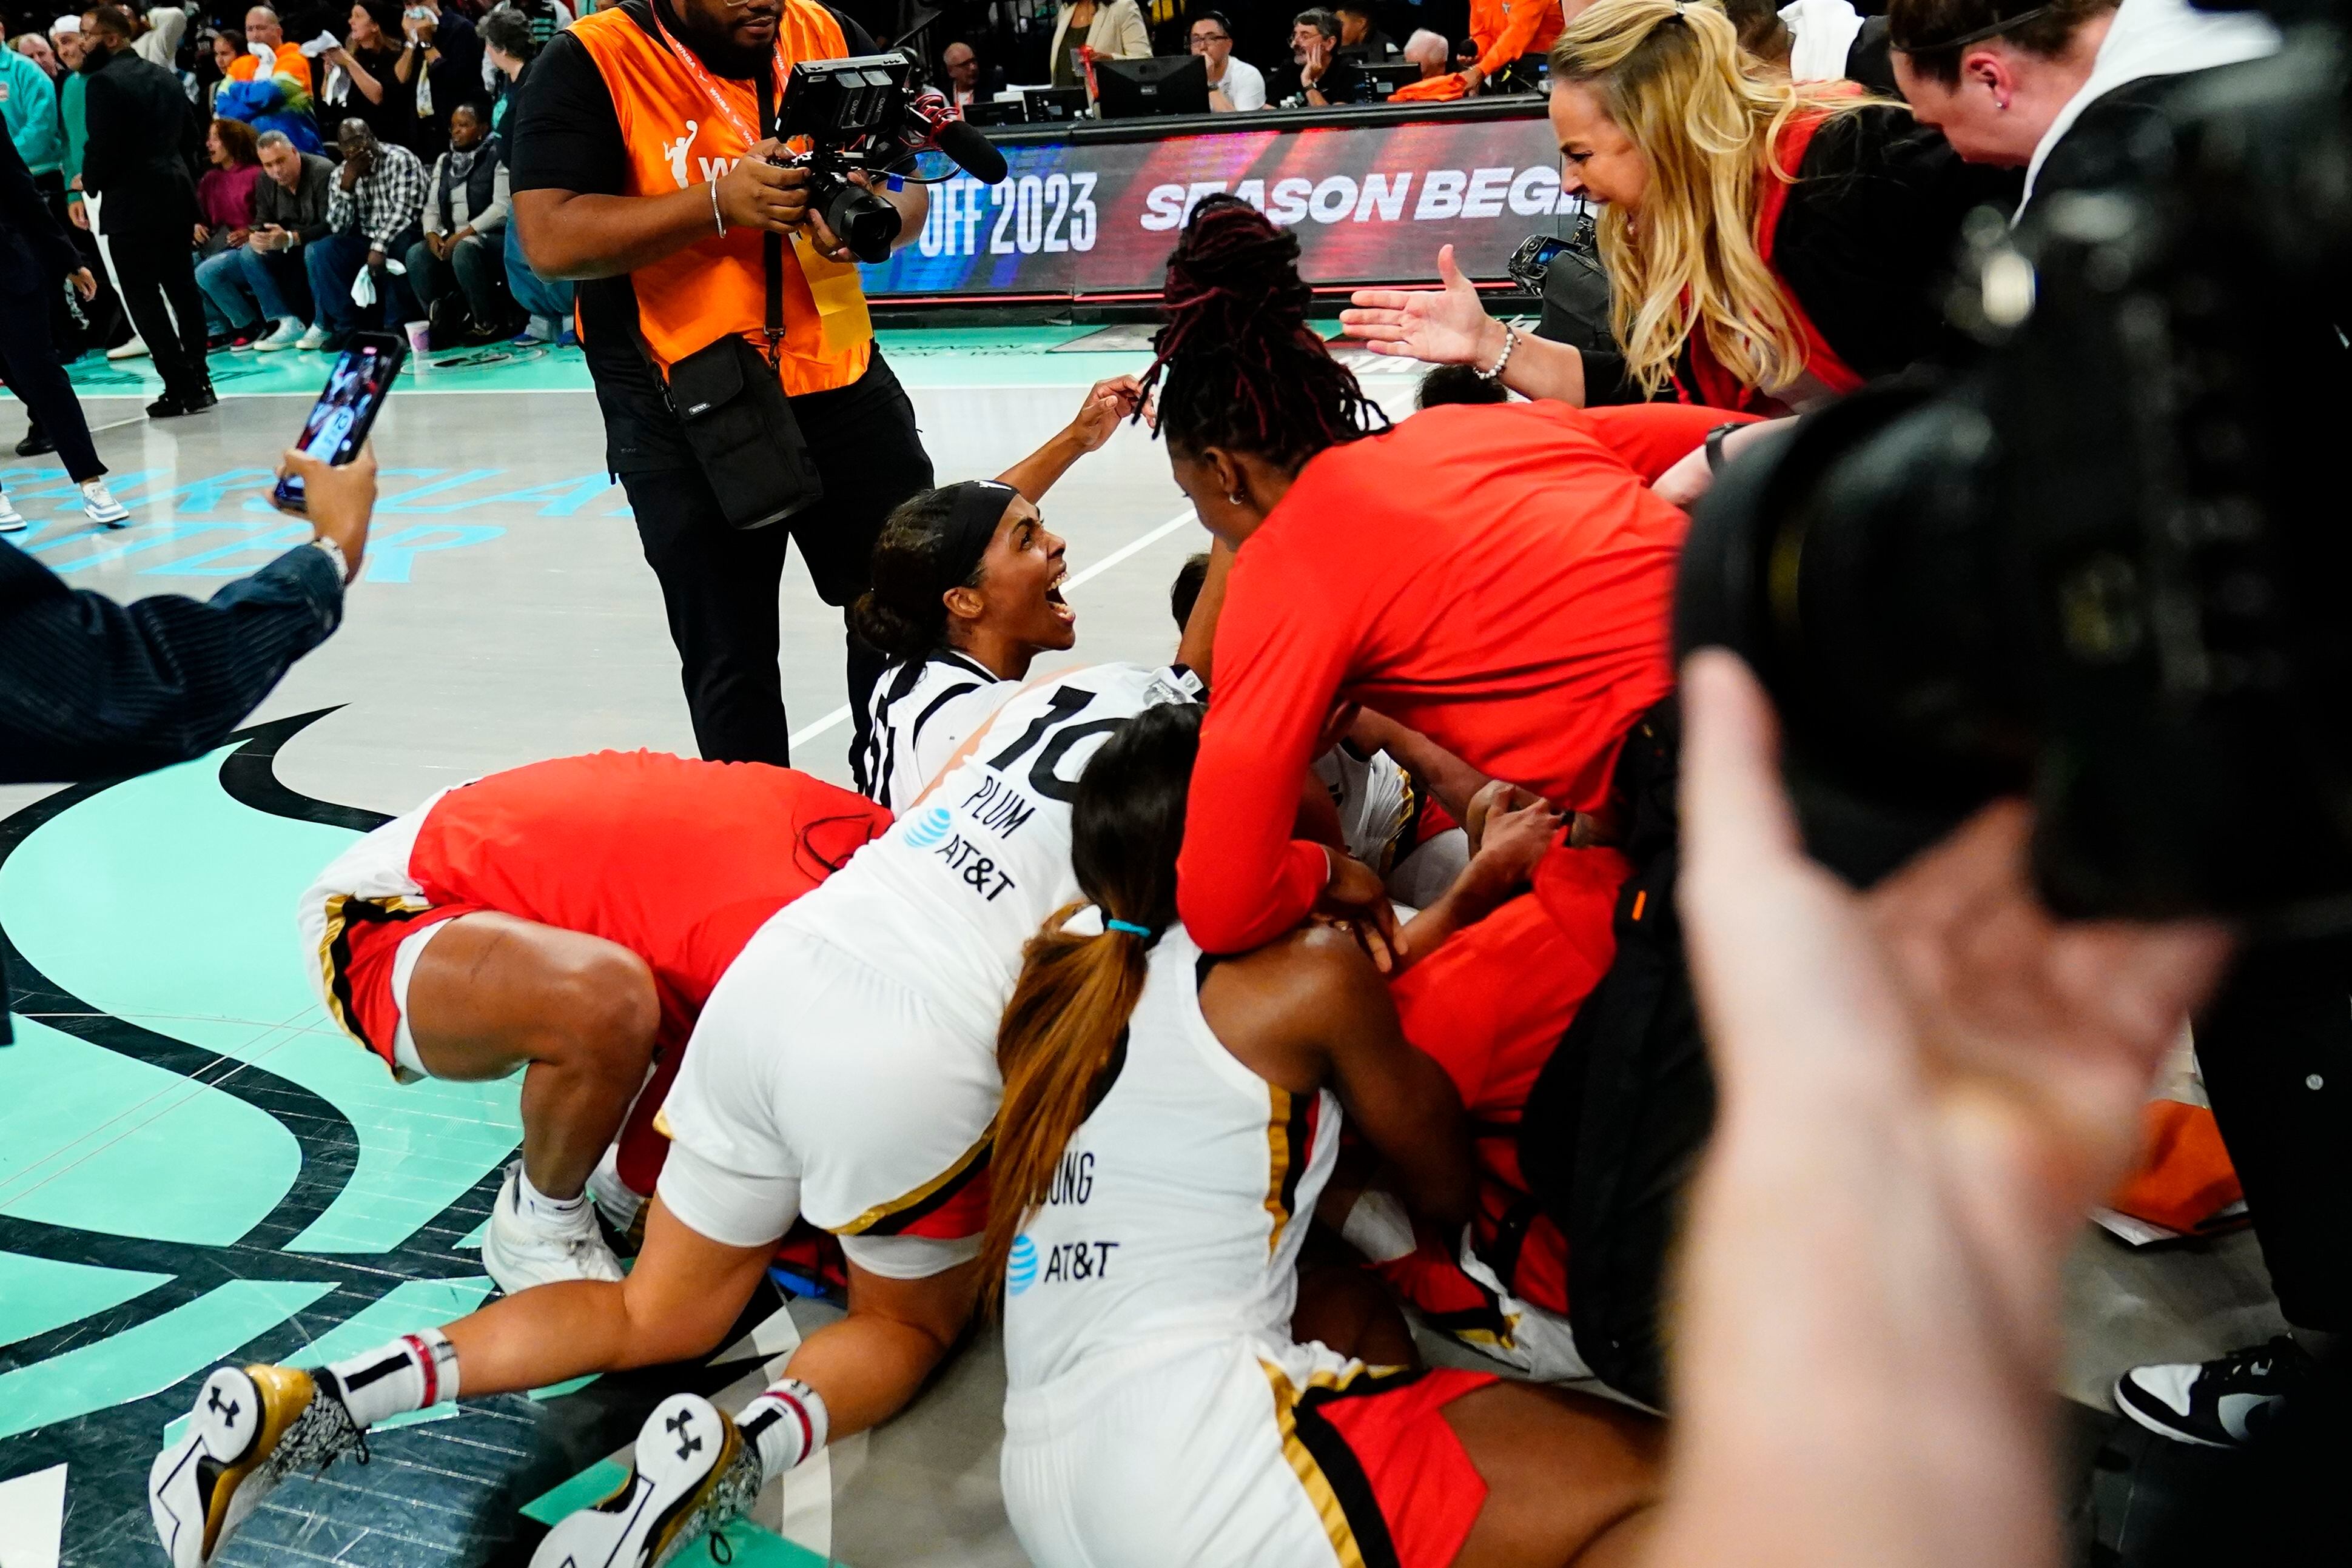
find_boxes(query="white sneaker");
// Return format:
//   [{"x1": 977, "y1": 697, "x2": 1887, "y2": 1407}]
[
  {"x1": 107, "y1": 334, "x2": 149, "y2": 360},
  {"x1": 294, "y1": 323, "x2": 330, "y2": 351},
  {"x1": 149, "y1": 1364, "x2": 364, "y2": 1568},
  {"x1": 528, "y1": 1393, "x2": 760, "y2": 1568},
  {"x1": 0, "y1": 491, "x2": 23, "y2": 533},
  {"x1": 81, "y1": 478, "x2": 129, "y2": 528},
  {"x1": 254, "y1": 318, "x2": 306, "y2": 352},
  {"x1": 586, "y1": 1145, "x2": 647, "y2": 1239},
  {"x1": 482, "y1": 1160, "x2": 624, "y2": 1293}
]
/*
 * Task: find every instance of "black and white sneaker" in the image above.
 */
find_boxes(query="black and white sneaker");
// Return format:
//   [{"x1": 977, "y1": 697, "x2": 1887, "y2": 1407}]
[
  {"x1": 529, "y1": 1393, "x2": 762, "y2": 1567},
  {"x1": 2114, "y1": 1335, "x2": 2315, "y2": 1449},
  {"x1": 149, "y1": 1364, "x2": 366, "y2": 1566}
]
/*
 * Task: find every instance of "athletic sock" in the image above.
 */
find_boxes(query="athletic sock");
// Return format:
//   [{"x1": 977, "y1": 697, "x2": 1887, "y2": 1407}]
[
  {"x1": 734, "y1": 1379, "x2": 829, "y2": 1482},
  {"x1": 315, "y1": 1328, "x2": 461, "y2": 1427},
  {"x1": 516, "y1": 1164, "x2": 590, "y2": 1217}
]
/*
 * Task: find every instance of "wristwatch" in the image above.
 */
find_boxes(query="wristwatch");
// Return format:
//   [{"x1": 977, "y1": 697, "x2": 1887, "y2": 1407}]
[
  {"x1": 1704, "y1": 421, "x2": 1744, "y2": 474},
  {"x1": 310, "y1": 535, "x2": 351, "y2": 584}
]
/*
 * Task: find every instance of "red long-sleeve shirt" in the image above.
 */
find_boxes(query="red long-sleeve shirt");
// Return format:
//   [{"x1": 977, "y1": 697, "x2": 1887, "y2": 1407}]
[{"x1": 1178, "y1": 400, "x2": 1742, "y2": 954}]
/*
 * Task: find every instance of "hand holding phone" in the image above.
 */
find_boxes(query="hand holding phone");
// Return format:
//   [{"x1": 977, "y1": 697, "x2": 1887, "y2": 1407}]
[
  {"x1": 276, "y1": 441, "x2": 378, "y2": 581},
  {"x1": 274, "y1": 332, "x2": 405, "y2": 517}
]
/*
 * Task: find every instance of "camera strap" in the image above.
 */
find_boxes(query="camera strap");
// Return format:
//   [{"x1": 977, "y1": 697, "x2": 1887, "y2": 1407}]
[{"x1": 757, "y1": 69, "x2": 784, "y2": 370}]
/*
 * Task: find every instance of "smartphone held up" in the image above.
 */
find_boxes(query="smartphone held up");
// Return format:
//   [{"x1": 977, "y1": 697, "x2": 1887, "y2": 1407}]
[{"x1": 274, "y1": 332, "x2": 405, "y2": 514}]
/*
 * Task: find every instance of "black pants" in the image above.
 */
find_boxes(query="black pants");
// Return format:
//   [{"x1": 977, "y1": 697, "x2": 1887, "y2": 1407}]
[
  {"x1": 620, "y1": 353, "x2": 932, "y2": 772},
  {"x1": 0, "y1": 275, "x2": 106, "y2": 482},
  {"x1": 2196, "y1": 936, "x2": 2352, "y2": 1333},
  {"x1": 110, "y1": 228, "x2": 210, "y2": 397}
]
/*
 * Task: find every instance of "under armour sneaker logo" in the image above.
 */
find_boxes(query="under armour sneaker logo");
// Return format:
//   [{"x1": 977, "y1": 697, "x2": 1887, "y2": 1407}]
[
  {"x1": 666, "y1": 1408, "x2": 703, "y2": 1462},
  {"x1": 207, "y1": 1388, "x2": 240, "y2": 1427}
]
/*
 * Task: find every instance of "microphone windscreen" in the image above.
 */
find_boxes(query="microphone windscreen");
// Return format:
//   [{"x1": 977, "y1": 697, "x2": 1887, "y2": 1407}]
[{"x1": 935, "y1": 118, "x2": 1010, "y2": 187}]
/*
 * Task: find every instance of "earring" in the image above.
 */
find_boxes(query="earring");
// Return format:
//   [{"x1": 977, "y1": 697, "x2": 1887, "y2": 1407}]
[{"x1": 1227, "y1": 491, "x2": 1246, "y2": 504}]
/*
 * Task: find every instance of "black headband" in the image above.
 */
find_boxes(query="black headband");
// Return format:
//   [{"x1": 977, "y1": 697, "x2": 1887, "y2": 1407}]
[
  {"x1": 1893, "y1": 2, "x2": 2056, "y2": 52},
  {"x1": 938, "y1": 480, "x2": 1020, "y2": 585}
]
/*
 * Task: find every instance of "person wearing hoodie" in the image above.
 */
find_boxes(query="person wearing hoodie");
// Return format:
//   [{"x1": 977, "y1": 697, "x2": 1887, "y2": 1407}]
[{"x1": 1887, "y1": 0, "x2": 2277, "y2": 220}]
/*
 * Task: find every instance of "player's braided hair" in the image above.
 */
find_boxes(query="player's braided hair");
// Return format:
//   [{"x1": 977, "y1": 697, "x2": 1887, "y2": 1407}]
[{"x1": 1138, "y1": 196, "x2": 1388, "y2": 471}]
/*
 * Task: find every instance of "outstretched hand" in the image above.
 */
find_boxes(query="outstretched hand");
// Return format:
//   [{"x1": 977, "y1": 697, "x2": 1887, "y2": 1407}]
[
  {"x1": 1065, "y1": 375, "x2": 1145, "y2": 452},
  {"x1": 1340, "y1": 244, "x2": 1505, "y2": 367}
]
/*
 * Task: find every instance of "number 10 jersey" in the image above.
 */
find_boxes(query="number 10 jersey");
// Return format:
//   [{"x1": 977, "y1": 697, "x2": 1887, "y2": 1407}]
[{"x1": 779, "y1": 662, "x2": 1200, "y2": 1039}]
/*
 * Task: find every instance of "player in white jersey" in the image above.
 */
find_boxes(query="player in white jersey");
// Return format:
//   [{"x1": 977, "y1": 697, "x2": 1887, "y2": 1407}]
[
  {"x1": 854, "y1": 376, "x2": 1142, "y2": 809},
  {"x1": 986, "y1": 704, "x2": 1663, "y2": 1568}
]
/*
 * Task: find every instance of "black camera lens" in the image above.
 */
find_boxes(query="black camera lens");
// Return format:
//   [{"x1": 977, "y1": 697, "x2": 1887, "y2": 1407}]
[{"x1": 824, "y1": 182, "x2": 901, "y2": 264}]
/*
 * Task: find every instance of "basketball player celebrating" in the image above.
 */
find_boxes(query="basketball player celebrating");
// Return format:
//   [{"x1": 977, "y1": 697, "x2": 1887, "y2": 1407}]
[
  {"x1": 856, "y1": 375, "x2": 1142, "y2": 810},
  {"x1": 294, "y1": 751, "x2": 892, "y2": 1291},
  {"x1": 989, "y1": 703, "x2": 1661, "y2": 1568},
  {"x1": 152, "y1": 649, "x2": 1203, "y2": 1568}
]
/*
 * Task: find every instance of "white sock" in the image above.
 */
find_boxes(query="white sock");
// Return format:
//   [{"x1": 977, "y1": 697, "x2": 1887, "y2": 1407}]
[
  {"x1": 516, "y1": 1164, "x2": 588, "y2": 1218},
  {"x1": 735, "y1": 1379, "x2": 828, "y2": 1482},
  {"x1": 317, "y1": 1328, "x2": 460, "y2": 1427},
  {"x1": 1338, "y1": 1188, "x2": 1417, "y2": 1265}
]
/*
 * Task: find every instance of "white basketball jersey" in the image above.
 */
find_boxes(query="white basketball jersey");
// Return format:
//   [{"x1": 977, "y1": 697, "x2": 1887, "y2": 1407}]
[
  {"x1": 860, "y1": 650, "x2": 1017, "y2": 814},
  {"x1": 786, "y1": 662, "x2": 1200, "y2": 1039},
  {"x1": 1002, "y1": 925, "x2": 1343, "y2": 1392}
]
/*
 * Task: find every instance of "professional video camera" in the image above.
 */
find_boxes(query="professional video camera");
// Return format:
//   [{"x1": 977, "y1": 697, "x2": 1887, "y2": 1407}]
[
  {"x1": 1677, "y1": 2, "x2": 2352, "y2": 930},
  {"x1": 778, "y1": 51, "x2": 1010, "y2": 263}
]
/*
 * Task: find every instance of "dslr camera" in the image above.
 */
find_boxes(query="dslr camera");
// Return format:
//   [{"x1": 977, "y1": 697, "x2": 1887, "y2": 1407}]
[
  {"x1": 777, "y1": 52, "x2": 1009, "y2": 263},
  {"x1": 1678, "y1": 2, "x2": 2352, "y2": 930}
]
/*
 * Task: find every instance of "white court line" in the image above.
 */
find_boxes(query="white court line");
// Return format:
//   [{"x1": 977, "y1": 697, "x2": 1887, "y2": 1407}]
[{"x1": 785, "y1": 505, "x2": 1200, "y2": 749}]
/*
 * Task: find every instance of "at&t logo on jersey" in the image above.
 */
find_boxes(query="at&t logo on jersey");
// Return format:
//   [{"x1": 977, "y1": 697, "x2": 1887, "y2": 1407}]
[
  {"x1": 1007, "y1": 1234, "x2": 1040, "y2": 1296},
  {"x1": 904, "y1": 806, "x2": 953, "y2": 849}
]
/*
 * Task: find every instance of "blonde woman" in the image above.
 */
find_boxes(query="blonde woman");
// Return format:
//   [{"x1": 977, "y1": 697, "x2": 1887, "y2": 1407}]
[
  {"x1": 1343, "y1": 0, "x2": 2016, "y2": 413},
  {"x1": 1045, "y1": 0, "x2": 1150, "y2": 96}
]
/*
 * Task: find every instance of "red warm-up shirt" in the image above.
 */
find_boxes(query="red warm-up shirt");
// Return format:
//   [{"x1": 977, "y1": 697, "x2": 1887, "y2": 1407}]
[{"x1": 1178, "y1": 400, "x2": 1744, "y2": 953}]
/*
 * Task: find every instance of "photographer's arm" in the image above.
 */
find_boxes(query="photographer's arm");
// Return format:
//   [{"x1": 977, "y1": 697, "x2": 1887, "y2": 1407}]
[{"x1": 514, "y1": 141, "x2": 815, "y2": 281}]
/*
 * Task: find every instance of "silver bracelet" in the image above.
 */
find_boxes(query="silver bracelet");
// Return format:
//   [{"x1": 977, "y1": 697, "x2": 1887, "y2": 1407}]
[
  {"x1": 1477, "y1": 323, "x2": 1517, "y2": 382},
  {"x1": 309, "y1": 534, "x2": 351, "y2": 584},
  {"x1": 710, "y1": 178, "x2": 725, "y2": 238}
]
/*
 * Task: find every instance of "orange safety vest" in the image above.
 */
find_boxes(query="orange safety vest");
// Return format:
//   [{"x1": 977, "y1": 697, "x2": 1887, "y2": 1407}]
[{"x1": 570, "y1": 2, "x2": 872, "y2": 397}]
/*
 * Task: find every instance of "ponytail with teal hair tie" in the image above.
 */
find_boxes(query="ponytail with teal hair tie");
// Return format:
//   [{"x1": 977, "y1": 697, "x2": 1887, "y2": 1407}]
[{"x1": 1106, "y1": 919, "x2": 1154, "y2": 937}]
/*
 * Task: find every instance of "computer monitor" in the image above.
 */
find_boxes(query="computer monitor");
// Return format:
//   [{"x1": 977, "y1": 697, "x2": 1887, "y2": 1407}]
[
  {"x1": 961, "y1": 97, "x2": 1024, "y2": 127},
  {"x1": 1336, "y1": 61, "x2": 1424, "y2": 104},
  {"x1": 1021, "y1": 85, "x2": 1090, "y2": 122},
  {"x1": 1095, "y1": 54, "x2": 1211, "y2": 119}
]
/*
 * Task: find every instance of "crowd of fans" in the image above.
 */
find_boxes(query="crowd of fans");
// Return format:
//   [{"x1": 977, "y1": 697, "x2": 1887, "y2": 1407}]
[{"x1": 0, "y1": 0, "x2": 576, "y2": 418}]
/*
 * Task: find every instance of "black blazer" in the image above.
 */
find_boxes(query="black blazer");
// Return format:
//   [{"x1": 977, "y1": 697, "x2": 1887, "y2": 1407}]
[
  {"x1": 78, "y1": 45, "x2": 200, "y2": 237},
  {"x1": 0, "y1": 131, "x2": 81, "y2": 297}
]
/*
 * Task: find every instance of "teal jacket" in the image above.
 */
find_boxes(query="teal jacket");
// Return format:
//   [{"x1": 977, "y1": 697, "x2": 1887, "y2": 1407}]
[{"x1": 0, "y1": 50, "x2": 63, "y2": 179}]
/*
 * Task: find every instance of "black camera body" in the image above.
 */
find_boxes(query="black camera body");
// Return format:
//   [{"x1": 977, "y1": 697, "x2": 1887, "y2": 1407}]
[
  {"x1": 1679, "y1": 19, "x2": 2352, "y2": 928},
  {"x1": 778, "y1": 51, "x2": 922, "y2": 264}
]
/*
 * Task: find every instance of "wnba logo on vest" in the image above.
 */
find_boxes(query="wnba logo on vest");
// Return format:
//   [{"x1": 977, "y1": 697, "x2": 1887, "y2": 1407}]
[{"x1": 660, "y1": 119, "x2": 742, "y2": 190}]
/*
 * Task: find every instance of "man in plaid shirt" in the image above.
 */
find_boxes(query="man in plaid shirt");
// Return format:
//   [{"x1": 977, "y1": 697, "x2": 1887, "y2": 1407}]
[{"x1": 300, "y1": 118, "x2": 429, "y2": 350}]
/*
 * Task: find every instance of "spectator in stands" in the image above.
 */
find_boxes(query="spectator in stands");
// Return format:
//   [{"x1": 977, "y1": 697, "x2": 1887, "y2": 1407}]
[
  {"x1": 941, "y1": 38, "x2": 979, "y2": 106},
  {"x1": 300, "y1": 114, "x2": 425, "y2": 350},
  {"x1": 479, "y1": 0, "x2": 570, "y2": 344},
  {"x1": 1401, "y1": 25, "x2": 1448, "y2": 78},
  {"x1": 406, "y1": 99, "x2": 509, "y2": 339},
  {"x1": 80, "y1": 4, "x2": 215, "y2": 417},
  {"x1": 1278, "y1": 7, "x2": 1341, "y2": 105},
  {"x1": 204, "y1": 25, "x2": 244, "y2": 104},
  {"x1": 208, "y1": 127, "x2": 328, "y2": 350},
  {"x1": 129, "y1": 1, "x2": 184, "y2": 70},
  {"x1": 234, "y1": 5, "x2": 314, "y2": 90},
  {"x1": 1345, "y1": 0, "x2": 2017, "y2": 411},
  {"x1": 1, "y1": 28, "x2": 64, "y2": 190},
  {"x1": 1188, "y1": 10, "x2": 1262, "y2": 112},
  {"x1": 322, "y1": 2, "x2": 418, "y2": 150},
  {"x1": 1332, "y1": 1, "x2": 1397, "y2": 61},
  {"x1": 194, "y1": 115, "x2": 266, "y2": 347},
  {"x1": 392, "y1": 0, "x2": 479, "y2": 161},
  {"x1": 10, "y1": 33, "x2": 64, "y2": 80},
  {"x1": 1045, "y1": 0, "x2": 1147, "y2": 98},
  {"x1": 1890, "y1": 0, "x2": 2274, "y2": 221}
]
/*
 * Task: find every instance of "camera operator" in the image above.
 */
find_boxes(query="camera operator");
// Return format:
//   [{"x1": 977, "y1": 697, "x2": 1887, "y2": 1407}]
[
  {"x1": 1887, "y1": 0, "x2": 2277, "y2": 221},
  {"x1": 509, "y1": 0, "x2": 932, "y2": 775}
]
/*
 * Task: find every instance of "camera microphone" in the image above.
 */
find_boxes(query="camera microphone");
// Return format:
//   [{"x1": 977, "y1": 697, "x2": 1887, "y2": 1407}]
[{"x1": 905, "y1": 90, "x2": 1009, "y2": 187}]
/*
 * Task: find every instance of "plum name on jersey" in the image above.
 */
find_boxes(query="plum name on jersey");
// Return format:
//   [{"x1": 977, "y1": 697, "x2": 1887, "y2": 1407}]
[
  {"x1": 959, "y1": 773, "x2": 1037, "y2": 840},
  {"x1": 1038, "y1": 1240, "x2": 1119, "y2": 1284},
  {"x1": 933, "y1": 832, "x2": 1019, "y2": 900}
]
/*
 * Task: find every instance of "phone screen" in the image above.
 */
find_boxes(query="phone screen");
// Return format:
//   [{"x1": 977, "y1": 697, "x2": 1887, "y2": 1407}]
[{"x1": 274, "y1": 335, "x2": 405, "y2": 512}]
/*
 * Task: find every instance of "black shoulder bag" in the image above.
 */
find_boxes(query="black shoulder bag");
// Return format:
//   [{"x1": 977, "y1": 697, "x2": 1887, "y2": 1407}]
[{"x1": 652, "y1": 70, "x2": 825, "y2": 529}]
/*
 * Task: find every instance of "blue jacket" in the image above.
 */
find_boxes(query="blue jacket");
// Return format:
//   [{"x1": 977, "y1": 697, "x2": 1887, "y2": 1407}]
[{"x1": 0, "y1": 50, "x2": 64, "y2": 179}]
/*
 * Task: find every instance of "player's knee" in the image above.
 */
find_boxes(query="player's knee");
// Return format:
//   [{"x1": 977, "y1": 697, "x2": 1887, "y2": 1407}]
[{"x1": 544, "y1": 945, "x2": 660, "y2": 1073}]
